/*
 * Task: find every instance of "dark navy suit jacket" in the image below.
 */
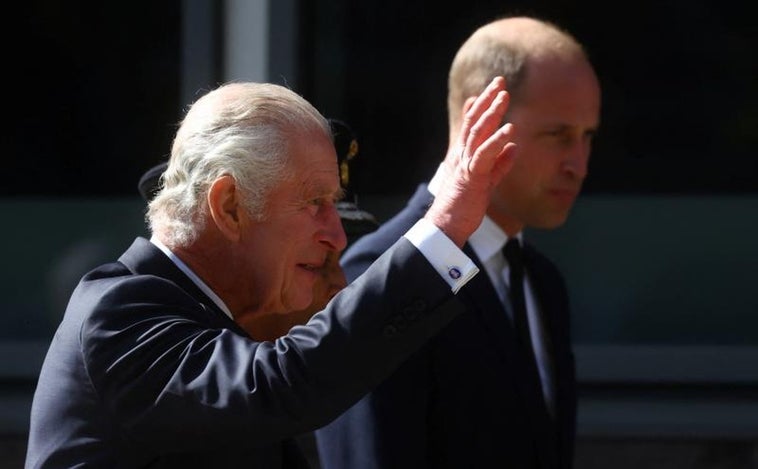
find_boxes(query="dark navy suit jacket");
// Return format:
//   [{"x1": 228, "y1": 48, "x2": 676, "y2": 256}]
[
  {"x1": 26, "y1": 236, "x2": 467, "y2": 468},
  {"x1": 315, "y1": 185, "x2": 577, "y2": 469}
]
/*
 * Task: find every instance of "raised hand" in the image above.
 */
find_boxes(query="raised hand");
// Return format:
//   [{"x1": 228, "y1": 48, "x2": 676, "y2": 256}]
[{"x1": 424, "y1": 76, "x2": 518, "y2": 246}]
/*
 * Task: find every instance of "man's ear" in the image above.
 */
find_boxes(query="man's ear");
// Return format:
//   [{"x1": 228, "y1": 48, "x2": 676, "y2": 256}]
[{"x1": 207, "y1": 175, "x2": 242, "y2": 241}]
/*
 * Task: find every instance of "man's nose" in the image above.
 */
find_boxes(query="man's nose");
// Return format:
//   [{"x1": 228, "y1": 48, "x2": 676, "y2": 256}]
[
  {"x1": 319, "y1": 205, "x2": 348, "y2": 252},
  {"x1": 561, "y1": 144, "x2": 590, "y2": 180}
]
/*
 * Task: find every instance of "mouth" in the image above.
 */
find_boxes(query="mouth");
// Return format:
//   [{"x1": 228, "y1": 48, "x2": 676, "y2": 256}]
[
  {"x1": 549, "y1": 188, "x2": 578, "y2": 203},
  {"x1": 298, "y1": 258, "x2": 327, "y2": 275}
]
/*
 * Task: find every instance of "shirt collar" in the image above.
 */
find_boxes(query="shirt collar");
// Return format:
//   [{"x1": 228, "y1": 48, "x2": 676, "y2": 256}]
[
  {"x1": 469, "y1": 215, "x2": 523, "y2": 265},
  {"x1": 149, "y1": 236, "x2": 234, "y2": 320}
]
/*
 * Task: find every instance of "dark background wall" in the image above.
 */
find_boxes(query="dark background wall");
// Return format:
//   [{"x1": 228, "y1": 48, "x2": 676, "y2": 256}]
[
  {"x1": 4, "y1": 1, "x2": 182, "y2": 197},
  {"x1": 6, "y1": 1, "x2": 757, "y2": 197},
  {"x1": 302, "y1": 0, "x2": 758, "y2": 197}
]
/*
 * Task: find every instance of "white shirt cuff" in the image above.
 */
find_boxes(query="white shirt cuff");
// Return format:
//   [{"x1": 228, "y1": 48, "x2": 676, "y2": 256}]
[{"x1": 403, "y1": 218, "x2": 479, "y2": 294}]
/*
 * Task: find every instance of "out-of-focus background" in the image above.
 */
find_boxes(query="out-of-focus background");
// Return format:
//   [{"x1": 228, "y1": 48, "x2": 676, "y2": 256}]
[{"x1": 3, "y1": 0, "x2": 757, "y2": 467}]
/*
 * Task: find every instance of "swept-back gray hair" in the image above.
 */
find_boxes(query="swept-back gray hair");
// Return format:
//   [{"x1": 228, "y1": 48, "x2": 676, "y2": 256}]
[{"x1": 148, "y1": 82, "x2": 331, "y2": 248}]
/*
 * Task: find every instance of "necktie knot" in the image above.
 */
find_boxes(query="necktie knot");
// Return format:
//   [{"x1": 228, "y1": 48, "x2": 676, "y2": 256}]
[{"x1": 503, "y1": 238, "x2": 523, "y2": 276}]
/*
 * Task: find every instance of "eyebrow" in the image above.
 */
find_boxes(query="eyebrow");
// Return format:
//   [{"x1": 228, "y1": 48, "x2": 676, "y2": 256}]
[{"x1": 299, "y1": 181, "x2": 345, "y2": 204}]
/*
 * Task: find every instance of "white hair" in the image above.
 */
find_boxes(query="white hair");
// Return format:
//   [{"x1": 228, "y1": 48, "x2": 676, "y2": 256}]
[{"x1": 147, "y1": 82, "x2": 331, "y2": 248}]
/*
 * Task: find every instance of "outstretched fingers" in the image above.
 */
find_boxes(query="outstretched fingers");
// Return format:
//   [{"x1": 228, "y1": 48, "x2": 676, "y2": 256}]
[
  {"x1": 468, "y1": 122, "x2": 518, "y2": 184},
  {"x1": 458, "y1": 77, "x2": 517, "y2": 187},
  {"x1": 459, "y1": 77, "x2": 508, "y2": 157},
  {"x1": 423, "y1": 76, "x2": 518, "y2": 247}
]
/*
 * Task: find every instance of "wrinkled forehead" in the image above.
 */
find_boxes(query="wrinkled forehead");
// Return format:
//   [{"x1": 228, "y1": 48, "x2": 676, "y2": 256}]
[
  {"x1": 273, "y1": 131, "x2": 341, "y2": 201},
  {"x1": 286, "y1": 128, "x2": 339, "y2": 173}
]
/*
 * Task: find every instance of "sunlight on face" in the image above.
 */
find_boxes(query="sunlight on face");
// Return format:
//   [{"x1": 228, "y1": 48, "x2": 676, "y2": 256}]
[
  {"x1": 488, "y1": 56, "x2": 601, "y2": 235},
  {"x1": 238, "y1": 130, "x2": 348, "y2": 316}
]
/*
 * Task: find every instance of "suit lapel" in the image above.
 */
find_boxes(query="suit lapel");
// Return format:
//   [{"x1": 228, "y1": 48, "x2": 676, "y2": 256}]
[
  {"x1": 406, "y1": 187, "x2": 523, "y2": 367},
  {"x1": 412, "y1": 185, "x2": 560, "y2": 467},
  {"x1": 459, "y1": 242, "x2": 558, "y2": 469},
  {"x1": 522, "y1": 244, "x2": 562, "y2": 468},
  {"x1": 522, "y1": 244, "x2": 558, "y2": 395},
  {"x1": 459, "y1": 244, "x2": 517, "y2": 355},
  {"x1": 523, "y1": 244, "x2": 576, "y2": 465},
  {"x1": 523, "y1": 244, "x2": 558, "y2": 358},
  {"x1": 118, "y1": 237, "x2": 248, "y2": 335},
  {"x1": 406, "y1": 184, "x2": 435, "y2": 219}
]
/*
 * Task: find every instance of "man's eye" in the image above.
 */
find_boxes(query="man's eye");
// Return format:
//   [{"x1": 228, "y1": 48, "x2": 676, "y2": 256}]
[
  {"x1": 546, "y1": 129, "x2": 567, "y2": 139},
  {"x1": 543, "y1": 129, "x2": 574, "y2": 146},
  {"x1": 313, "y1": 195, "x2": 342, "y2": 206}
]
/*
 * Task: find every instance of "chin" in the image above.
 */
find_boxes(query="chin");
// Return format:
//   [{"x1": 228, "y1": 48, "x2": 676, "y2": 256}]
[
  {"x1": 288, "y1": 296, "x2": 314, "y2": 313},
  {"x1": 532, "y1": 213, "x2": 570, "y2": 230}
]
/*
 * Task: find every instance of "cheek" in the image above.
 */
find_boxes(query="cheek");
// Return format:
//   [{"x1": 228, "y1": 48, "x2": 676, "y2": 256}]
[
  {"x1": 242, "y1": 238, "x2": 287, "y2": 300},
  {"x1": 499, "y1": 159, "x2": 536, "y2": 193},
  {"x1": 518, "y1": 152, "x2": 563, "y2": 192}
]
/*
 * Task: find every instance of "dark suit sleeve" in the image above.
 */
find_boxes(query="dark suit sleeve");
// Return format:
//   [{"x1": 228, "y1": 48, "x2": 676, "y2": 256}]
[
  {"x1": 316, "y1": 346, "x2": 433, "y2": 469},
  {"x1": 316, "y1": 204, "x2": 435, "y2": 469},
  {"x1": 81, "y1": 238, "x2": 463, "y2": 455},
  {"x1": 316, "y1": 228, "x2": 434, "y2": 469}
]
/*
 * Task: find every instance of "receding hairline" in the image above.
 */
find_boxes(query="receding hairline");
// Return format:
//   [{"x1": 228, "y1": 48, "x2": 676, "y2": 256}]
[
  {"x1": 447, "y1": 16, "x2": 589, "y2": 130},
  {"x1": 471, "y1": 16, "x2": 586, "y2": 60}
]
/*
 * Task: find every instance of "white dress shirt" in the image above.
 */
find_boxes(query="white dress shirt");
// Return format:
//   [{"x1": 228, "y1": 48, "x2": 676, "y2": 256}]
[
  {"x1": 430, "y1": 164, "x2": 555, "y2": 415},
  {"x1": 468, "y1": 217, "x2": 556, "y2": 416}
]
